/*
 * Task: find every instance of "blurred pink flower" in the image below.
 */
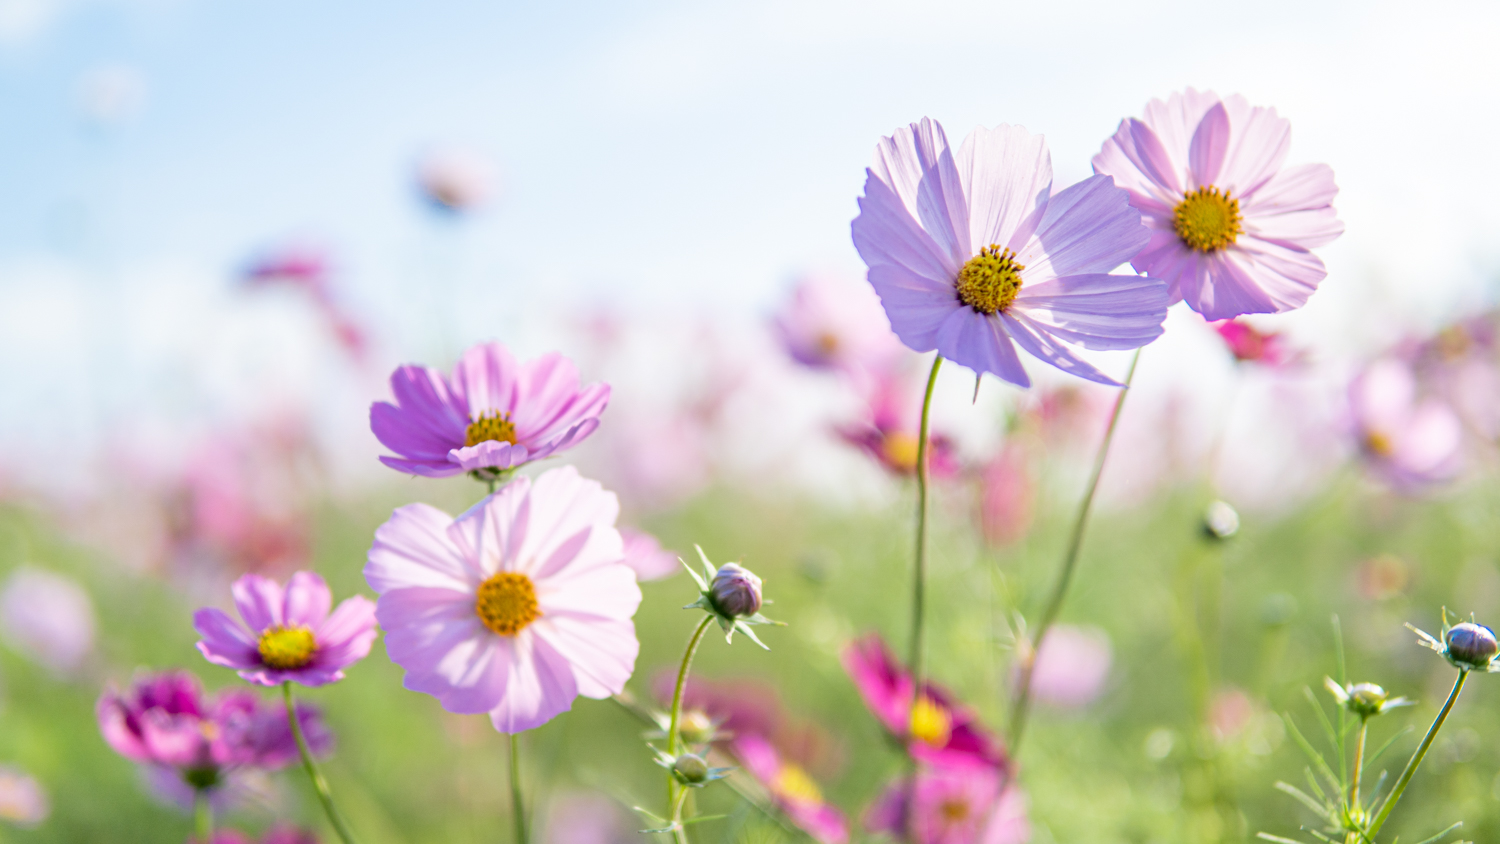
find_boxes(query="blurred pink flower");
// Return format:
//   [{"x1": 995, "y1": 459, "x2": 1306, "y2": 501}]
[
  {"x1": 619, "y1": 527, "x2": 680, "y2": 582},
  {"x1": 771, "y1": 274, "x2": 903, "y2": 377},
  {"x1": 545, "y1": 792, "x2": 631, "y2": 844},
  {"x1": 1349, "y1": 358, "x2": 1462, "y2": 489},
  {"x1": 0, "y1": 566, "x2": 95, "y2": 676},
  {"x1": 837, "y1": 364, "x2": 959, "y2": 478},
  {"x1": 866, "y1": 763, "x2": 1029, "y2": 844},
  {"x1": 1208, "y1": 687, "x2": 1256, "y2": 741},
  {"x1": 1015, "y1": 625, "x2": 1111, "y2": 708},
  {"x1": 732, "y1": 734, "x2": 849, "y2": 844},
  {"x1": 1410, "y1": 313, "x2": 1500, "y2": 441},
  {"x1": 842, "y1": 634, "x2": 1008, "y2": 771},
  {"x1": 243, "y1": 244, "x2": 369, "y2": 362},
  {"x1": 371, "y1": 341, "x2": 609, "y2": 480},
  {"x1": 0, "y1": 765, "x2": 48, "y2": 828},
  {"x1": 365, "y1": 467, "x2": 641, "y2": 733},
  {"x1": 194, "y1": 571, "x2": 377, "y2": 687},
  {"x1": 1211, "y1": 319, "x2": 1294, "y2": 366},
  {"x1": 260, "y1": 826, "x2": 321, "y2": 844},
  {"x1": 977, "y1": 447, "x2": 1033, "y2": 547},
  {"x1": 417, "y1": 146, "x2": 496, "y2": 213}
]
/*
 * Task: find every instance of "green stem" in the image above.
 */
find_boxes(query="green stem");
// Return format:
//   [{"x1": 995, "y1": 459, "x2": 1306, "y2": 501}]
[
  {"x1": 510, "y1": 733, "x2": 527, "y2": 844},
  {"x1": 193, "y1": 789, "x2": 213, "y2": 842},
  {"x1": 906, "y1": 354, "x2": 943, "y2": 694},
  {"x1": 1008, "y1": 348, "x2": 1140, "y2": 753},
  {"x1": 667, "y1": 616, "x2": 715, "y2": 844},
  {"x1": 283, "y1": 683, "x2": 361, "y2": 844},
  {"x1": 1350, "y1": 719, "x2": 1368, "y2": 812},
  {"x1": 1368, "y1": 669, "x2": 1468, "y2": 837}
]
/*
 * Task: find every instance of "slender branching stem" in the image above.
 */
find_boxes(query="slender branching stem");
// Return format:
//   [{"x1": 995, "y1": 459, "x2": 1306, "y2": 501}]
[
  {"x1": 667, "y1": 616, "x2": 715, "y2": 844},
  {"x1": 907, "y1": 354, "x2": 943, "y2": 692},
  {"x1": 1368, "y1": 669, "x2": 1468, "y2": 837},
  {"x1": 283, "y1": 683, "x2": 361, "y2": 844},
  {"x1": 510, "y1": 733, "x2": 527, "y2": 844},
  {"x1": 193, "y1": 789, "x2": 213, "y2": 842},
  {"x1": 1008, "y1": 349, "x2": 1141, "y2": 752}
]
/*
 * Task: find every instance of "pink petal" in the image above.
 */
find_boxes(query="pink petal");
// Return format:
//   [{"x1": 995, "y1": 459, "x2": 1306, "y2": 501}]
[
  {"x1": 1019, "y1": 175, "x2": 1149, "y2": 282},
  {"x1": 449, "y1": 440, "x2": 528, "y2": 472},
  {"x1": 532, "y1": 615, "x2": 639, "y2": 699},
  {"x1": 1219, "y1": 95, "x2": 1290, "y2": 198},
  {"x1": 282, "y1": 572, "x2": 332, "y2": 629},
  {"x1": 232, "y1": 574, "x2": 284, "y2": 632},
  {"x1": 451, "y1": 341, "x2": 519, "y2": 417},
  {"x1": 313, "y1": 596, "x2": 378, "y2": 669},
  {"x1": 488, "y1": 633, "x2": 580, "y2": 733},
  {"x1": 516, "y1": 467, "x2": 622, "y2": 582},
  {"x1": 1188, "y1": 102, "x2": 1230, "y2": 188},
  {"x1": 194, "y1": 608, "x2": 261, "y2": 670},
  {"x1": 953, "y1": 123, "x2": 1051, "y2": 253},
  {"x1": 365, "y1": 503, "x2": 479, "y2": 594}
]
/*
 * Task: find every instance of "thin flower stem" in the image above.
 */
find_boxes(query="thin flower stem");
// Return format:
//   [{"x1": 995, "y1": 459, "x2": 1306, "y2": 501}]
[
  {"x1": 510, "y1": 733, "x2": 528, "y2": 844},
  {"x1": 193, "y1": 789, "x2": 213, "y2": 842},
  {"x1": 488, "y1": 478, "x2": 498, "y2": 495},
  {"x1": 1008, "y1": 348, "x2": 1141, "y2": 752},
  {"x1": 906, "y1": 354, "x2": 943, "y2": 692},
  {"x1": 283, "y1": 683, "x2": 361, "y2": 844},
  {"x1": 1367, "y1": 669, "x2": 1467, "y2": 837},
  {"x1": 1350, "y1": 719, "x2": 1368, "y2": 811},
  {"x1": 667, "y1": 616, "x2": 715, "y2": 844}
]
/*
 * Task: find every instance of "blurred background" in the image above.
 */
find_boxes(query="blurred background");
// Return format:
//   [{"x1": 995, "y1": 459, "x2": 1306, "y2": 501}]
[{"x1": 2, "y1": 0, "x2": 1500, "y2": 841}]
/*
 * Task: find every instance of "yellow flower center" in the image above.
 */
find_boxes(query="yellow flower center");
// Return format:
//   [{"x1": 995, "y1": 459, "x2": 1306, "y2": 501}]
[
  {"x1": 773, "y1": 763, "x2": 823, "y2": 804},
  {"x1": 475, "y1": 572, "x2": 541, "y2": 636},
  {"x1": 815, "y1": 332, "x2": 840, "y2": 356},
  {"x1": 257, "y1": 625, "x2": 317, "y2": 670},
  {"x1": 955, "y1": 245, "x2": 1024, "y2": 315},
  {"x1": 939, "y1": 798, "x2": 971, "y2": 823},
  {"x1": 909, "y1": 695, "x2": 953, "y2": 747},
  {"x1": 881, "y1": 433, "x2": 920, "y2": 473},
  {"x1": 1173, "y1": 186, "x2": 1242, "y2": 252},
  {"x1": 1365, "y1": 431, "x2": 1395, "y2": 457},
  {"x1": 465, "y1": 411, "x2": 518, "y2": 448}
]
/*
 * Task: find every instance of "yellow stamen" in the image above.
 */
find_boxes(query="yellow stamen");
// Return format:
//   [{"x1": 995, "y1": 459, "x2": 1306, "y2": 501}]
[
  {"x1": 1365, "y1": 431, "x2": 1395, "y2": 457},
  {"x1": 1173, "y1": 186, "x2": 1242, "y2": 252},
  {"x1": 258, "y1": 625, "x2": 317, "y2": 670},
  {"x1": 475, "y1": 572, "x2": 541, "y2": 636},
  {"x1": 882, "y1": 433, "x2": 921, "y2": 473},
  {"x1": 909, "y1": 695, "x2": 953, "y2": 747},
  {"x1": 465, "y1": 411, "x2": 518, "y2": 448},
  {"x1": 815, "y1": 332, "x2": 840, "y2": 356},
  {"x1": 939, "y1": 798, "x2": 971, "y2": 823},
  {"x1": 955, "y1": 245, "x2": 1024, "y2": 315},
  {"x1": 774, "y1": 763, "x2": 823, "y2": 804}
]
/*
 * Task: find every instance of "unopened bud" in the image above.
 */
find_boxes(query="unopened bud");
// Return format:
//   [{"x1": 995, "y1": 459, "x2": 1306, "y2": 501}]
[
  {"x1": 710, "y1": 563, "x2": 762, "y2": 618},
  {"x1": 1345, "y1": 683, "x2": 1388, "y2": 718},
  {"x1": 1446, "y1": 623, "x2": 1499, "y2": 670},
  {"x1": 672, "y1": 753, "x2": 709, "y2": 784},
  {"x1": 678, "y1": 710, "x2": 716, "y2": 745},
  {"x1": 1202, "y1": 500, "x2": 1239, "y2": 540}
]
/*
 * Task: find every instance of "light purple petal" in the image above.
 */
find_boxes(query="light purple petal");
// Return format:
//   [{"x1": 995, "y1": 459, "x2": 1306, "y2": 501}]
[
  {"x1": 488, "y1": 633, "x2": 580, "y2": 733},
  {"x1": 1001, "y1": 312, "x2": 1119, "y2": 386},
  {"x1": 1242, "y1": 163, "x2": 1343, "y2": 248},
  {"x1": 1188, "y1": 102, "x2": 1230, "y2": 188},
  {"x1": 536, "y1": 559, "x2": 641, "y2": 622},
  {"x1": 866, "y1": 264, "x2": 956, "y2": 351},
  {"x1": 933, "y1": 308, "x2": 1030, "y2": 388},
  {"x1": 451, "y1": 341, "x2": 519, "y2": 417},
  {"x1": 1019, "y1": 175, "x2": 1149, "y2": 282},
  {"x1": 194, "y1": 608, "x2": 260, "y2": 670},
  {"x1": 869, "y1": 118, "x2": 970, "y2": 268},
  {"x1": 954, "y1": 123, "x2": 1051, "y2": 252},
  {"x1": 1219, "y1": 95, "x2": 1291, "y2": 199},
  {"x1": 449, "y1": 440, "x2": 528, "y2": 472},
  {"x1": 1182, "y1": 240, "x2": 1324, "y2": 320},
  {"x1": 1124, "y1": 118, "x2": 1182, "y2": 197},
  {"x1": 449, "y1": 476, "x2": 533, "y2": 579},
  {"x1": 282, "y1": 572, "x2": 332, "y2": 629},
  {"x1": 231, "y1": 575, "x2": 284, "y2": 633},
  {"x1": 1139, "y1": 87, "x2": 1223, "y2": 179},
  {"x1": 377, "y1": 454, "x2": 464, "y2": 478},
  {"x1": 373, "y1": 364, "x2": 468, "y2": 458},
  {"x1": 1091, "y1": 121, "x2": 1180, "y2": 212},
  {"x1": 1013, "y1": 273, "x2": 1168, "y2": 350},
  {"x1": 532, "y1": 615, "x2": 639, "y2": 699},
  {"x1": 370, "y1": 400, "x2": 454, "y2": 464},
  {"x1": 620, "y1": 528, "x2": 680, "y2": 581},
  {"x1": 852, "y1": 169, "x2": 960, "y2": 282},
  {"x1": 313, "y1": 596, "x2": 377, "y2": 669},
  {"x1": 365, "y1": 502, "x2": 479, "y2": 594},
  {"x1": 515, "y1": 467, "x2": 622, "y2": 583}
]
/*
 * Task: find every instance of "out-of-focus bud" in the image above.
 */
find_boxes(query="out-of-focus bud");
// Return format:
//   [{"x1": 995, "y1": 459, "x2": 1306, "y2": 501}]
[
  {"x1": 1202, "y1": 500, "x2": 1239, "y2": 540},
  {"x1": 672, "y1": 753, "x2": 710, "y2": 784},
  {"x1": 677, "y1": 710, "x2": 717, "y2": 746},
  {"x1": 710, "y1": 564, "x2": 762, "y2": 619},
  {"x1": 1446, "y1": 623, "x2": 1499, "y2": 670},
  {"x1": 1325, "y1": 677, "x2": 1411, "y2": 720}
]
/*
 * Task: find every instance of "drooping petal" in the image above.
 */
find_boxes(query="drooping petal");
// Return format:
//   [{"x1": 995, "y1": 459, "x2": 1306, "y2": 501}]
[
  {"x1": 282, "y1": 572, "x2": 332, "y2": 630},
  {"x1": 866, "y1": 263, "x2": 957, "y2": 351},
  {"x1": 366, "y1": 503, "x2": 479, "y2": 593},
  {"x1": 954, "y1": 123, "x2": 1051, "y2": 253},
  {"x1": 232, "y1": 575, "x2": 284, "y2": 633},
  {"x1": 377, "y1": 454, "x2": 465, "y2": 478},
  {"x1": 933, "y1": 308, "x2": 1030, "y2": 388},
  {"x1": 1000, "y1": 312, "x2": 1118, "y2": 386},
  {"x1": 1019, "y1": 175, "x2": 1149, "y2": 282},
  {"x1": 1013, "y1": 273, "x2": 1168, "y2": 351}
]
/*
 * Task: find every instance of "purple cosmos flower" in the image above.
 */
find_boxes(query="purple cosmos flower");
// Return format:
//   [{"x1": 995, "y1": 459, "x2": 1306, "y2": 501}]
[
  {"x1": 0, "y1": 765, "x2": 48, "y2": 828},
  {"x1": 620, "y1": 527, "x2": 680, "y2": 582},
  {"x1": 732, "y1": 734, "x2": 849, "y2": 844},
  {"x1": 194, "y1": 572, "x2": 377, "y2": 687},
  {"x1": 371, "y1": 341, "x2": 610, "y2": 480},
  {"x1": 1093, "y1": 89, "x2": 1344, "y2": 320},
  {"x1": 0, "y1": 566, "x2": 95, "y2": 676},
  {"x1": 1349, "y1": 358, "x2": 1462, "y2": 489},
  {"x1": 771, "y1": 274, "x2": 904, "y2": 376},
  {"x1": 866, "y1": 764, "x2": 1028, "y2": 844},
  {"x1": 841, "y1": 634, "x2": 1007, "y2": 770},
  {"x1": 365, "y1": 466, "x2": 642, "y2": 733},
  {"x1": 852, "y1": 118, "x2": 1168, "y2": 387}
]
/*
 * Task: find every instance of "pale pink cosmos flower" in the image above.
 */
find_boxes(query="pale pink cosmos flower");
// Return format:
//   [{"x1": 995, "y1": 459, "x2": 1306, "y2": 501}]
[
  {"x1": 619, "y1": 527, "x2": 680, "y2": 582},
  {"x1": 1349, "y1": 358, "x2": 1463, "y2": 489},
  {"x1": 0, "y1": 566, "x2": 95, "y2": 676},
  {"x1": 1017, "y1": 624, "x2": 1111, "y2": 708},
  {"x1": 371, "y1": 341, "x2": 610, "y2": 480},
  {"x1": 0, "y1": 765, "x2": 48, "y2": 828},
  {"x1": 771, "y1": 274, "x2": 904, "y2": 377},
  {"x1": 365, "y1": 466, "x2": 641, "y2": 733},
  {"x1": 732, "y1": 734, "x2": 849, "y2": 844},
  {"x1": 1093, "y1": 89, "x2": 1344, "y2": 320},
  {"x1": 545, "y1": 792, "x2": 631, "y2": 844},
  {"x1": 194, "y1": 572, "x2": 378, "y2": 687},
  {"x1": 977, "y1": 446, "x2": 1033, "y2": 547},
  {"x1": 417, "y1": 146, "x2": 497, "y2": 213}
]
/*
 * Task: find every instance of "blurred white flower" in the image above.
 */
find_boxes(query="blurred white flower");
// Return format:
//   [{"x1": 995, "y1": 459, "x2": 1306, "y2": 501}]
[{"x1": 0, "y1": 566, "x2": 95, "y2": 675}]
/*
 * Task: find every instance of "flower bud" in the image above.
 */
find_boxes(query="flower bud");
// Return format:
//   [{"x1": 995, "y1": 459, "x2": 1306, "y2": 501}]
[
  {"x1": 678, "y1": 710, "x2": 717, "y2": 746},
  {"x1": 1345, "y1": 683, "x2": 1388, "y2": 718},
  {"x1": 1446, "y1": 622, "x2": 1499, "y2": 669},
  {"x1": 672, "y1": 752, "x2": 710, "y2": 784},
  {"x1": 1202, "y1": 500, "x2": 1239, "y2": 540},
  {"x1": 709, "y1": 563, "x2": 762, "y2": 619}
]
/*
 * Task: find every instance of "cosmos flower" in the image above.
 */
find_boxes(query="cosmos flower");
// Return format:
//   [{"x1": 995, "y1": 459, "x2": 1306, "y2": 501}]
[
  {"x1": 976, "y1": 446, "x2": 1033, "y2": 547},
  {"x1": 851, "y1": 118, "x2": 1168, "y2": 388},
  {"x1": 371, "y1": 341, "x2": 610, "y2": 480},
  {"x1": 242, "y1": 244, "x2": 368, "y2": 362},
  {"x1": 1349, "y1": 359, "x2": 1462, "y2": 489},
  {"x1": 0, "y1": 765, "x2": 48, "y2": 828},
  {"x1": 416, "y1": 146, "x2": 497, "y2": 213},
  {"x1": 1016, "y1": 624, "x2": 1111, "y2": 708},
  {"x1": 836, "y1": 363, "x2": 959, "y2": 477},
  {"x1": 771, "y1": 274, "x2": 904, "y2": 376},
  {"x1": 731, "y1": 734, "x2": 849, "y2": 844},
  {"x1": 0, "y1": 566, "x2": 96, "y2": 676},
  {"x1": 865, "y1": 762, "x2": 1029, "y2": 844},
  {"x1": 619, "y1": 527, "x2": 681, "y2": 582},
  {"x1": 544, "y1": 792, "x2": 632, "y2": 844},
  {"x1": 194, "y1": 572, "x2": 378, "y2": 688},
  {"x1": 1093, "y1": 89, "x2": 1344, "y2": 320},
  {"x1": 364, "y1": 466, "x2": 641, "y2": 733},
  {"x1": 842, "y1": 634, "x2": 1007, "y2": 770},
  {"x1": 1211, "y1": 319, "x2": 1294, "y2": 366}
]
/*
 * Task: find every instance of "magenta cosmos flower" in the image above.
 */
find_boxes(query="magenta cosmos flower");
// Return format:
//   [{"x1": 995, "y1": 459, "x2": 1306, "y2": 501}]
[
  {"x1": 866, "y1": 763, "x2": 1028, "y2": 844},
  {"x1": 194, "y1": 572, "x2": 377, "y2": 687},
  {"x1": 364, "y1": 466, "x2": 641, "y2": 733},
  {"x1": 371, "y1": 341, "x2": 610, "y2": 480},
  {"x1": 1093, "y1": 89, "x2": 1344, "y2": 320},
  {"x1": 842, "y1": 634, "x2": 1007, "y2": 770},
  {"x1": 852, "y1": 118, "x2": 1168, "y2": 388},
  {"x1": 836, "y1": 363, "x2": 959, "y2": 477},
  {"x1": 732, "y1": 734, "x2": 849, "y2": 844}
]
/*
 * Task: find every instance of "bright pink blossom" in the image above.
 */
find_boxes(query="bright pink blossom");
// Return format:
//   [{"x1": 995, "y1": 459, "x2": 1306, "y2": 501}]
[
  {"x1": 732, "y1": 734, "x2": 849, "y2": 844},
  {"x1": 837, "y1": 364, "x2": 959, "y2": 478},
  {"x1": 1349, "y1": 358, "x2": 1462, "y2": 489},
  {"x1": 194, "y1": 572, "x2": 377, "y2": 687},
  {"x1": 365, "y1": 466, "x2": 641, "y2": 733},
  {"x1": 1212, "y1": 319, "x2": 1294, "y2": 366},
  {"x1": 866, "y1": 763, "x2": 1029, "y2": 844},
  {"x1": 371, "y1": 341, "x2": 609, "y2": 479},
  {"x1": 1093, "y1": 89, "x2": 1343, "y2": 320}
]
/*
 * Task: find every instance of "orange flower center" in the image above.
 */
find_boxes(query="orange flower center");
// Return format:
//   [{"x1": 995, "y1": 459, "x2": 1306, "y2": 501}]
[
  {"x1": 1173, "y1": 186, "x2": 1242, "y2": 252},
  {"x1": 465, "y1": 411, "x2": 518, "y2": 448},
  {"x1": 475, "y1": 572, "x2": 541, "y2": 636},
  {"x1": 258, "y1": 625, "x2": 317, "y2": 670},
  {"x1": 956, "y1": 245, "x2": 1024, "y2": 315},
  {"x1": 908, "y1": 695, "x2": 953, "y2": 746}
]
